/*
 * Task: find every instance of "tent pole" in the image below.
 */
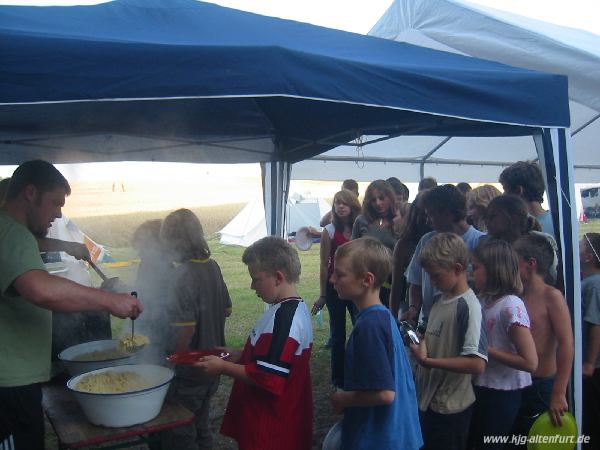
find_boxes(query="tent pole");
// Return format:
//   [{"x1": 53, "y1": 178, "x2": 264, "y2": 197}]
[
  {"x1": 536, "y1": 129, "x2": 582, "y2": 444},
  {"x1": 261, "y1": 161, "x2": 291, "y2": 237}
]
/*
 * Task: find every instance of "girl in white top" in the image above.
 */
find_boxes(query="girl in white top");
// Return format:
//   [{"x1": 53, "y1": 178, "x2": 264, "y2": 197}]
[{"x1": 468, "y1": 239, "x2": 538, "y2": 450}]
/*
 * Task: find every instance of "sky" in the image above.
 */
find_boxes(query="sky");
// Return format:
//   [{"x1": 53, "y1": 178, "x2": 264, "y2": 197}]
[
  {"x1": 1, "y1": 0, "x2": 598, "y2": 35},
  {"x1": 1, "y1": 0, "x2": 598, "y2": 181}
]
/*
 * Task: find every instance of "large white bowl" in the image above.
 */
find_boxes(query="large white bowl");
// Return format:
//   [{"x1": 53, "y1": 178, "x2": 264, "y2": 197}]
[
  {"x1": 58, "y1": 339, "x2": 138, "y2": 376},
  {"x1": 67, "y1": 364, "x2": 174, "y2": 427}
]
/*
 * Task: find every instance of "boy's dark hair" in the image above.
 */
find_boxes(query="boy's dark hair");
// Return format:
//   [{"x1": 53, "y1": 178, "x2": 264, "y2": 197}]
[
  {"x1": 132, "y1": 219, "x2": 162, "y2": 251},
  {"x1": 335, "y1": 237, "x2": 392, "y2": 289},
  {"x1": 362, "y1": 179, "x2": 397, "y2": 223},
  {"x1": 423, "y1": 184, "x2": 467, "y2": 222},
  {"x1": 499, "y1": 161, "x2": 546, "y2": 203},
  {"x1": 584, "y1": 233, "x2": 600, "y2": 269},
  {"x1": 472, "y1": 239, "x2": 522, "y2": 298},
  {"x1": 341, "y1": 179, "x2": 359, "y2": 195},
  {"x1": 242, "y1": 236, "x2": 301, "y2": 283},
  {"x1": 513, "y1": 233, "x2": 554, "y2": 276},
  {"x1": 418, "y1": 177, "x2": 437, "y2": 192},
  {"x1": 486, "y1": 194, "x2": 538, "y2": 236},
  {"x1": 7, "y1": 160, "x2": 71, "y2": 201},
  {"x1": 456, "y1": 182, "x2": 472, "y2": 195},
  {"x1": 386, "y1": 177, "x2": 410, "y2": 202},
  {"x1": 420, "y1": 232, "x2": 469, "y2": 271},
  {"x1": 161, "y1": 209, "x2": 210, "y2": 261}
]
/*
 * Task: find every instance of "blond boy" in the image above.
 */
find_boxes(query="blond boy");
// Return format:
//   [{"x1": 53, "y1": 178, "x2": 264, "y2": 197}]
[
  {"x1": 411, "y1": 232, "x2": 487, "y2": 450},
  {"x1": 513, "y1": 234, "x2": 574, "y2": 427},
  {"x1": 330, "y1": 237, "x2": 422, "y2": 450},
  {"x1": 196, "y1": 236, "x2": 312, "y2": 450}
]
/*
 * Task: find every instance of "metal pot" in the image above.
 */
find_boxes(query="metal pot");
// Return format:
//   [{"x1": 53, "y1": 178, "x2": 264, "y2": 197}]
[{"x1": 58, "y1": 339, "x2": 138, "y2": 376}]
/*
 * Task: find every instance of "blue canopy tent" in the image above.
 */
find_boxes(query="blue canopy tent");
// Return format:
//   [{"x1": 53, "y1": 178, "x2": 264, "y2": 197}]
[
  {"x1": 0, "y1": 0, "x2": 580, "y2": 422},
  {"x1": 0, "y1": 0, "x2": 571, "y2": 228}
]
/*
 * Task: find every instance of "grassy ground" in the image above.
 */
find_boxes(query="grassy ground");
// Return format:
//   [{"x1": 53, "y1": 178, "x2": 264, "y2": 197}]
[{"x1": 579, "y1": 219, "x2": 600, "y2": 235}]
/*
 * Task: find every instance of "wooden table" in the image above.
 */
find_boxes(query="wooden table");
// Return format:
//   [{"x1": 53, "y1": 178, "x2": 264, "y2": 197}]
[{"x1": 43, "y1": 385, "x2": 194, "y2": 449}]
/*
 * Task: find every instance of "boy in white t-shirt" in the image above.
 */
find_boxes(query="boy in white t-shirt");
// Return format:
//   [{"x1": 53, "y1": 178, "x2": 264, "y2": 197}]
[{"x1": 410, "y1": 232, "x2": 488, "y2": 450}]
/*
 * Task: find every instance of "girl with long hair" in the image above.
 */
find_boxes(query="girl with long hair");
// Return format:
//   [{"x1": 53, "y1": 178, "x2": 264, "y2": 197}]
[
  {"x1": 390, "y1": 191, "x2": 432, "y2": 319},
  {"x1": 352, "y1": 180, "x2": 400, "y2": 307},
  {"x1": 469, "y1": 239, "x2": 538, "y2": 449},
  {"x1": 311, "y1": 190, "x2": 361, "y2": 387}
]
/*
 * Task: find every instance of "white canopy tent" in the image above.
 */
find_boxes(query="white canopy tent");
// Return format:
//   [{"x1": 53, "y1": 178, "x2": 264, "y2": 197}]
[
  {"x1": 292, "y1": 0, "x2": 600, "y2": 184},
  {"x1": 294, "y1": 0, "x2": 600, "y2": 432}
]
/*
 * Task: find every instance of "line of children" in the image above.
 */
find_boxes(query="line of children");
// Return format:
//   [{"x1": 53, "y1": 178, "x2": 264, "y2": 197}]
[{"x1": 188, "y1": 185, "x2": 579, "y2": 450}]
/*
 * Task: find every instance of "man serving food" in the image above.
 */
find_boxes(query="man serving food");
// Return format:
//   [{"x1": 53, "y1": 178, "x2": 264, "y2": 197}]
[{"x1": 0, "y1": 160, "x2": 143, "y2": 450}]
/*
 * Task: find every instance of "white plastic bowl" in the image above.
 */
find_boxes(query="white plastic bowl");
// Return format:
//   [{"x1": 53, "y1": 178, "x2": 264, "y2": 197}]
[
  {"x1": 58, "y1": 339, "x2": 138, "y2": 376},
  {"x1": 67, "y1": 364, "x2": 174, "y2": 427}
]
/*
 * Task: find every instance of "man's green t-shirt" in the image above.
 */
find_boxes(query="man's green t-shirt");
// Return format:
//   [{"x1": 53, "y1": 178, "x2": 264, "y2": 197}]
[{"x1": 0, "y1": 210, "x2": 51, "y2": 386}]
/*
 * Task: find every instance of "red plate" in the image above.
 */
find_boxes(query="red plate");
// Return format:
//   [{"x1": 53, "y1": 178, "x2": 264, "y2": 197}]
[{"x1": 166, "y1": 349, "x2": 230, "y2": 365}]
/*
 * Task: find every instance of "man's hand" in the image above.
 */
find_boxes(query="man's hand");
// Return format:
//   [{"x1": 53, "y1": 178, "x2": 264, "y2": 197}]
[
  {"x1": 107, "y1": 292, "x2": 143, "y2": 319},
  {"x1": 194, "y1": 355, "x2": 226, "y2": 376},
  {"x1": 63, "y1": 242, "x2": 91, "y2": 260}
]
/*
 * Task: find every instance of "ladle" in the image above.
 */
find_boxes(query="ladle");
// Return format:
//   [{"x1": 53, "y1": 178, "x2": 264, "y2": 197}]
[
  {"x1": 87, "y1": 258, "x2": 108, "y2": 282},
  {"x1": 120, "y1": 292, "x2": 147, "y2": 352}
]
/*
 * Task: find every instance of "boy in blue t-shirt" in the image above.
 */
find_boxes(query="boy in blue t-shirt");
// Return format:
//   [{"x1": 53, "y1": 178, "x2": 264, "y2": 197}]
[{"x1": 330, "y1": 237, "x2": 423, "y2": 450}]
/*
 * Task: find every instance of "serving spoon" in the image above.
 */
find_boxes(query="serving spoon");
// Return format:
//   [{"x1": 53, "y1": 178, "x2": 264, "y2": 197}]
[{"x1": 119, "y1": 292, "x2": 148, "y2": 352}]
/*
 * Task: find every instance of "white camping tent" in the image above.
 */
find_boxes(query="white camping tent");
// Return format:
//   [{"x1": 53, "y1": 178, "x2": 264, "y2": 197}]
[
  {"x1": 292, "y1": 0, "x2": 600, "y2": 184},
  {"x1": 220, "y1": 193, "x2": 330, "y2": 247}
]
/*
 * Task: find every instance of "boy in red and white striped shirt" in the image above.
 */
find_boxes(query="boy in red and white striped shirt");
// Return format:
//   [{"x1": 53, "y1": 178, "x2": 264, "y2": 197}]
[{"x1": 196, "y1": 236, "x2": 313, "y2": 450}]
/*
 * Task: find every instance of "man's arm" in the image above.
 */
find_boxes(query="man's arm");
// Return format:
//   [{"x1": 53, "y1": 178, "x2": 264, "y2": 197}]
[
  {"x1": 547, "y1": 289, "x2": 574, "y2": 426},
  {"x1": 12, "y1": 269, "x2": 141, "y2": 318},
  {"x1": 37, "y1": 237, "x2": 91, "y2": 260}
]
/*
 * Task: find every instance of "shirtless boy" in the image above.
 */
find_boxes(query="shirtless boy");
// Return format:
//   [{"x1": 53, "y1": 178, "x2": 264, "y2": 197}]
[{"x1": 513, "y1": 234, "x2": 574, "y2": 427}]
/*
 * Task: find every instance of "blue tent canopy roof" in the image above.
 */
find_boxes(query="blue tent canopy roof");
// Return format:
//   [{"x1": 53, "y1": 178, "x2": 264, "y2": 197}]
[{"x1": 0, "y1": 0, "x2": 569, "y2": 164}]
